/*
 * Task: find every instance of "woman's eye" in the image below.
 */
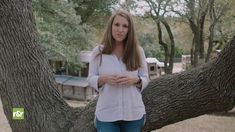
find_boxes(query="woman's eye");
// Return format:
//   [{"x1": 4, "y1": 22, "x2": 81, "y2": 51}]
[
  {"x1": 123, "y1": 25, "x2": 128, "y2": 28},
  {"x1": 115, "y1": 23, "x2": 119, "y2": 26}
]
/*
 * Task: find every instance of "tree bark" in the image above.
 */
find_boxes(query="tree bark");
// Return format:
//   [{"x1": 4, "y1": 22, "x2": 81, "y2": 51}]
[
  {"x1": 0, "y1": 1, "x2": 76, "y2": 132},
  {"x1": 0, "y1": 1, "x2": 235, "y2": 132}
]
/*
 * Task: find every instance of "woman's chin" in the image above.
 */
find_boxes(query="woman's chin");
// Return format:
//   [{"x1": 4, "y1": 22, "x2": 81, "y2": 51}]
[{"x1": 115, "y1": 39, "x2": 124, "y2": 43}]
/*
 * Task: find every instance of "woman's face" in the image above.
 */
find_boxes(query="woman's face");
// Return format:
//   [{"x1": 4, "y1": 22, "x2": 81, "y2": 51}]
[{"x1": 112, "y1": 15, "x2": 129, "y2": 43}]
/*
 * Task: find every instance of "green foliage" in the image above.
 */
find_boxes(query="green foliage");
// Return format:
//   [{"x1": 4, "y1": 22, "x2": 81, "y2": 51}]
[
  {"x1": 139, "y1": 33, "x2": 185, "y2": 58},
  {"x1": 138, "y1": 33, "x2": 163, "y2": 58},
  {"x1": 33, "y1": 0, "x2": 93, "y2": 70},
  {"x1": 216, "y1": 0, "x2": 235, "y2": 48},
  {"x1": 71, "y1": 0, "x2": 117, "y2": 28},
  {"x1": 175, "y1": 46, "x2": 184, "y2": 58}
]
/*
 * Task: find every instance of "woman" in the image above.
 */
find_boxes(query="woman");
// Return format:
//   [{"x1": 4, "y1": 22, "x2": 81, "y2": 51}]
[{"x1": 88, "y1": 10, "x2": 149, "y2": 132}]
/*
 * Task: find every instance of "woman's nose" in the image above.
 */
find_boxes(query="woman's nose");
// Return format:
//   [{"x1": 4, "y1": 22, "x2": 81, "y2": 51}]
[{"x1": 117, "y1": 26, "x2": 124, "y2": 32}]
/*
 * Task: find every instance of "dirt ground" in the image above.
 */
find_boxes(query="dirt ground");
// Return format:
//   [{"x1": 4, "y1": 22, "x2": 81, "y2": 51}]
[
  {"x1": 153, "y1": 114, "x2": 235, "y2": 132},
  {"x1": 1, "y1": 63, "x2": 235, "y2": 132}
]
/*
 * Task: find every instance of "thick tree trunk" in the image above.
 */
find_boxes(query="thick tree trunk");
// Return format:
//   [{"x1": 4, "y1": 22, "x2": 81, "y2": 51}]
[
  {"x1": 142, "y1": 46, "x2": 235, "y2": 131},
  {"x1": 0, "y1": 1, "x2": 235, "y2": 132},
  {"x1": 0, "y1": 1, "x2": 76, "y2": 132}
]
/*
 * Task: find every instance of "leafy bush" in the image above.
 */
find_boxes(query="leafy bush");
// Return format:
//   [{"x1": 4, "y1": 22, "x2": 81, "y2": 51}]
[{"x1": 175, "y1": 46, "x2": 184, "y2": 58}]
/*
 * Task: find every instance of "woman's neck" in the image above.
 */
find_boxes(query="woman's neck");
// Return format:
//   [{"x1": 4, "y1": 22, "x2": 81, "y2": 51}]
[
  {"x1": 113, "y1": 42, "x2": 124, "y2": 58},
  {"x1": 115, "y1": 41, "x2": 123, "y2": 46}
]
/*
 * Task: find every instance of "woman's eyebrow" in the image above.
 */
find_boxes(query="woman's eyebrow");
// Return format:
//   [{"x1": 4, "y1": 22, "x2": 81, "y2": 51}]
[{"x1": 123, "y1": 24, "x2": 128, "y2": 27}]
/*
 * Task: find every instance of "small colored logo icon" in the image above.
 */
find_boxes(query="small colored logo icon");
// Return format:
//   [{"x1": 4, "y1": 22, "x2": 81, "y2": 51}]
[{"x1": 12, "y1": 108, "x2": 24, "y2": 120}]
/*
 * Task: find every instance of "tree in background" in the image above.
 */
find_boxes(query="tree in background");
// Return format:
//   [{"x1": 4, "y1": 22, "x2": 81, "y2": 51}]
[
  {"x1": 33, "y1": 0, "x2": 93, "y2": 73},
  {"x1": 213, "y1": 0, "x2": 235, "y2": 51},
  {"x1": 172, "y1": 0, "x2": 232, "y2": 65},
  {"x1": 145, "y1": 0, "x2": 176, "y2": 74},
  {"x1": 172, "y1": 0, "x2": 210, "y2": 67},
  {"x1": 205, "y1": 0, "x2": 229, "y2": 62},
  {"x1": 70, "y1": 0, "x2": 117, "y2": 28}
]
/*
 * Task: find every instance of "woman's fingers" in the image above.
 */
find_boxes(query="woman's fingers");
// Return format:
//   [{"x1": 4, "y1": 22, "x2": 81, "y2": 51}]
[
  {"x1": 104, "y1": 75, "x2": 135, "y2": 86},
  {"x1": 116, "y1": 76, "x2": 128, "y2": 83},
  {"x1": 106, "y1": 75, "x2": 120, "y2": 85},
  {"x1": 116, "y1": 76, "x2": 133, "y2": 85}
]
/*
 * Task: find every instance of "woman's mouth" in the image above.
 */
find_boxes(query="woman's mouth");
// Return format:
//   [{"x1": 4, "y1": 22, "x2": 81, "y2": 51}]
[{"x1": 117, "y1": 34, "x2": 123, "y2": 37}]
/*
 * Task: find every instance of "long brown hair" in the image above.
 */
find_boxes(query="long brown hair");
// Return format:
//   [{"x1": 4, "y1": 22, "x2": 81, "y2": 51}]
[{"x1": 100, "y1": 10, "x2": 141, "y2": 71}]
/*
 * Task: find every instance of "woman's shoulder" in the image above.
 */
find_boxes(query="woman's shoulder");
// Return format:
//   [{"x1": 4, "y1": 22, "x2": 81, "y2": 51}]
[
  {"x1": 90, "y1": 44, "x2": 104, "y2": 59},
  {"x1": 137, "y1": 46, "x2": 144, "y2": 53},
  {"x1": 92, "y1": 44, "x2": 104, "y2": 53}
]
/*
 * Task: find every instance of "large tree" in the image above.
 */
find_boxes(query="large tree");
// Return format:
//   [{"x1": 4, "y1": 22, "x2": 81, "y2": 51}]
[
  {"x1": 172, "y1": 0, "x2": 210, "y2": 67},
  {"x1": 205, "y1": 0, "x2": 229, "y2": 62},
  {"x1": 33, "y1": 0, "x2": 92, "y2": 73},
  {"x1": 145, "y1": 0, "x2": 176, "y2": 74},
  {"x1": 0, "y1": 0, "x2": 234, "y2": 132}
]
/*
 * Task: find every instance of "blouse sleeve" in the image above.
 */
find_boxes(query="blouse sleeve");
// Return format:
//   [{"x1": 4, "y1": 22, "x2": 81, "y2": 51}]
[
  {"x1": 87, "y1": 46, "x2": 101, "y2": 92},
  {"x1": 138, "y1": 47, "x2": 150, "y2": 92}
]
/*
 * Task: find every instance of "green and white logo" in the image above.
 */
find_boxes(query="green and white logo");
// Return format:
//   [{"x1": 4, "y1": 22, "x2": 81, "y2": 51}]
[{"x1": 13, "y1": 108, "x2": 24, "y2": 120}]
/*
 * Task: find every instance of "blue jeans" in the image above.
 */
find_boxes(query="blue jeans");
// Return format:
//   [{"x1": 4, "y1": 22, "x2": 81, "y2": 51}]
[{"x1": 95, "y1": 115, "x2": 145, "y2": 132}]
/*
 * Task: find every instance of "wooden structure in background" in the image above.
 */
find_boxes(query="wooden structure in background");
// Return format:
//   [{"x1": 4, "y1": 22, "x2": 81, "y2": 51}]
[
  {"x1": 54, "y1": 75, "x2": 96, "y2": 101},
  {"x1": 146, "y1": 57, "x2": 164, "y2": 79}
]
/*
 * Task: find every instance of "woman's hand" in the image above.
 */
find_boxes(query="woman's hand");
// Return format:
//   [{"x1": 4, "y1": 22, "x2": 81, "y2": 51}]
[
  {"x1": 116, "y1": 75, "x2": 139, "y2": 86},
  {"x1": 98, "y1": 75, "x2": 119, "y2": 86}
]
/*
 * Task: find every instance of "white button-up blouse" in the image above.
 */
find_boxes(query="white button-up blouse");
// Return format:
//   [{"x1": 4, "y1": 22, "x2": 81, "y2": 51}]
[{"x1": 88, "y1": 45, "x2": 149, "y2": 122}]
